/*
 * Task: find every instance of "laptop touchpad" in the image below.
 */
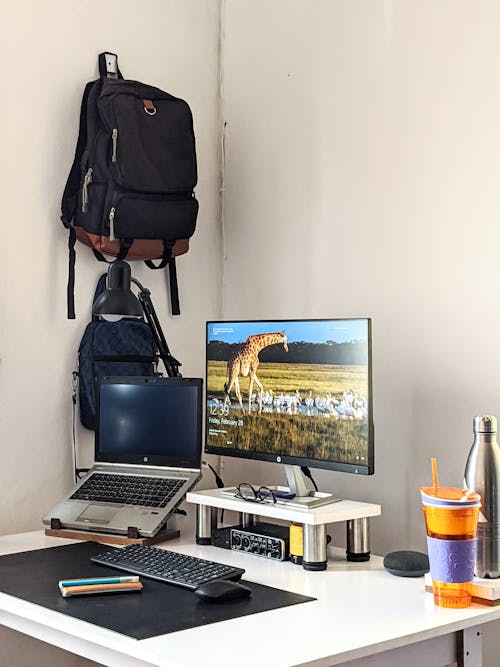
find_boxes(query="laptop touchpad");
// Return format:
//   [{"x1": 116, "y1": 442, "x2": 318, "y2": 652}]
[{"x1": 76, "y1": 504, "x2": 119, "y2": 525}]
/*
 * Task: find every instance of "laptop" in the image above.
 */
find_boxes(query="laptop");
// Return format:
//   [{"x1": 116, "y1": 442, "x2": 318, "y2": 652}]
[{"x1": 43, "y1": 376, "x2": 203, "y2": 537}]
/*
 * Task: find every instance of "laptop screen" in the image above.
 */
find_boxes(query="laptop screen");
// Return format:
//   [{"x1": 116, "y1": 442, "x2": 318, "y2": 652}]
[{"x1": 95, "y1": 377, "x2": 203, "y2": 468}]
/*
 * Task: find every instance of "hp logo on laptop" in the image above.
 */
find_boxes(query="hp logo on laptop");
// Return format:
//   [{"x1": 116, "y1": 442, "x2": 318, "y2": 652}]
[{"x1": 143, "y1": 457, "x2": 149, "y2": 462}]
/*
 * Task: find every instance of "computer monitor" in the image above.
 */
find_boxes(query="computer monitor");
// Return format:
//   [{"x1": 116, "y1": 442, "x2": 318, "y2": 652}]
[{"x1": 205, "y1": 318, "x2": 373, "y2": 506}]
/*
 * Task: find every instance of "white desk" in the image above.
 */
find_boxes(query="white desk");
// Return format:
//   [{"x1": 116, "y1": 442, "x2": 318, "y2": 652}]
[{"x1": 1, "y1": 530, "x2": 500, "y2": 667}]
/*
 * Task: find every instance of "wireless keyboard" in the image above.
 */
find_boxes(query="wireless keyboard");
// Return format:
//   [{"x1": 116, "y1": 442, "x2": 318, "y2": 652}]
[{"x1": 91, "y1": 544, "x2": 245, "y2": 590}]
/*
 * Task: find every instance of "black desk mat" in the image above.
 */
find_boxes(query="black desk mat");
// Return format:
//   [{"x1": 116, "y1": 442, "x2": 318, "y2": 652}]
[{"x1": 0, "y1": 542, "x2": 315, "y2": 640}]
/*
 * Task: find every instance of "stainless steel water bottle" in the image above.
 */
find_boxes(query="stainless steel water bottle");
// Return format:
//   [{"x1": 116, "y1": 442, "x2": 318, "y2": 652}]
[{"x1": 464, "y1": 415, "x2": 500, "y2": 578}]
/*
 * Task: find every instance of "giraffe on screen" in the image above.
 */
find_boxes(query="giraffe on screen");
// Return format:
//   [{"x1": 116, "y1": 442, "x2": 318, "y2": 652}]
[{"x1": 224, "y1": 332, "x2": 288, "y2": 413}]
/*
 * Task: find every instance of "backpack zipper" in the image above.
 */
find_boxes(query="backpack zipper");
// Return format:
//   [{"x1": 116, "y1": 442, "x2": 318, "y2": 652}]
[
  {"x1": 111, "y1": 128, "x2": 118, "y2": 163},
  {"x1": 81, "y1": 168, "x2": 93, "y2": 212},
  {"x1": 109, "y1": 207, "x2": 116, "y2": 240}
]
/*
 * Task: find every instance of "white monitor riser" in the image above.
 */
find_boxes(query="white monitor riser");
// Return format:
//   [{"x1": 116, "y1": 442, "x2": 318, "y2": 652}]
[{"x1": 186, "y1": 487, "x2": 381, "y2": 570}]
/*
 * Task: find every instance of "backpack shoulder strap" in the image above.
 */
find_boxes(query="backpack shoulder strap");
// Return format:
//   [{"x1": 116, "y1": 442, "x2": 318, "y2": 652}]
[
  {"x1": 63, "y1": 79, "x2": 97, "y2": 320},
  {"x1": 61, "y1": 80, "x2": 95, "y2": 227},
  {"x1": 168, "y1": 259, "x2": 180, "y2": 316},
  {"x1": 91, "y1": 273, "x2": 108, "y2": 321},
  {"x1": 145, "y1": 243, "x2": 180, "y2": 316}
]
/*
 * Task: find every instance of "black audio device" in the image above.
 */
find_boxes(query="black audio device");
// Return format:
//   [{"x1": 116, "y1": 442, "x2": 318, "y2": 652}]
[{"x1": 212, "y1": 522, "x2": 290, "y2": 561}]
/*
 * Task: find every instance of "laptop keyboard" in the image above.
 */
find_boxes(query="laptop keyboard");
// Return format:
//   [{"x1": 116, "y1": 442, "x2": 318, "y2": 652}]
[
  {"x1": 70, "y1": 473, "x2": 185, "y2": 508},
  {"x1": 91, "y1": 544, "x2": 246, "y2": 590}
]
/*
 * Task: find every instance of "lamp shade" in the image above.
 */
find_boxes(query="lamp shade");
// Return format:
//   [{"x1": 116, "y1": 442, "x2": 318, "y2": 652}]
[{"x1": 92, "y1": 261, "x2": 143, "y2": 320}]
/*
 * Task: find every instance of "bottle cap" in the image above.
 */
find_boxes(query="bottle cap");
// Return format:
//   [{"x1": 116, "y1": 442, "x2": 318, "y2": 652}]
[{"x1": 473, "y1": 415, "x2": 497, "y2": 433}]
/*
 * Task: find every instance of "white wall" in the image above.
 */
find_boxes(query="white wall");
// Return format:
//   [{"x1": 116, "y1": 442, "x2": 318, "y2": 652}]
[
  {"x1": 220, "y1": 0, "x2": 500, "y2": 661},
  {"x1": 221, "y1": 0, "x2": 500, "y2": 553},
  {"x1": 0, "y1": 0, "x2": 222, "y2": 536}
]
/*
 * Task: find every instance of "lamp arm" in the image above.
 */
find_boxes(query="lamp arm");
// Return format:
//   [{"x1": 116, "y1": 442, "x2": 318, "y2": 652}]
[
  {"x1": 131, "y1": 279, "x2": 182, "y2": 378},
  {"x1": 130, "y1": 277, "x2": 146, "y2": 291}
]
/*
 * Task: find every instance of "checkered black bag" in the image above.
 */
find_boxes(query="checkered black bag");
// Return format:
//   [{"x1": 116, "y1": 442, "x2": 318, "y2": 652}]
[{"x1": 76, "y1": 274, "x2": 157, "y2": 429}]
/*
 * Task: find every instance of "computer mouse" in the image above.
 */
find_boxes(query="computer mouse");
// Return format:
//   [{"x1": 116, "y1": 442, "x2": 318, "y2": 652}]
[{"x1": 194, "y1": 579, "x2": 252, "y2": 602}]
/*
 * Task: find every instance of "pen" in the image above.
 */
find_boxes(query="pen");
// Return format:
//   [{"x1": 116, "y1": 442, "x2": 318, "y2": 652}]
[
  {"x1": 59, "y1": 581, "x2": 143, "y2": 597},
  {"x1": 59, "y1": 576, "x2": 139, "y2": 587}
]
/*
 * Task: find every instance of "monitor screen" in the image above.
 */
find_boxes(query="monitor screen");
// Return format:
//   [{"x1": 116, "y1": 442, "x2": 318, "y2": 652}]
[
  {"x1": 96, "y1": 377, "x2": 203, "y2": 468},
  {"x1": 205, "y1": 319, "x2": 373, "y2": 475}
]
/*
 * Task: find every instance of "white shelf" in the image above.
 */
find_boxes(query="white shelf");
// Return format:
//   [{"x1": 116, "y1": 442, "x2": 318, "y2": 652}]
[{"x1": 186, "y1": 487, "x2": 381, "y2": 525}]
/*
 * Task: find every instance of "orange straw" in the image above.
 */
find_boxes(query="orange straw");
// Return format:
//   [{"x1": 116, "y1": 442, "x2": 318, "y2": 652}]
[{"x1": 431, "y1": 457, "x2": 439, "y2": 496}]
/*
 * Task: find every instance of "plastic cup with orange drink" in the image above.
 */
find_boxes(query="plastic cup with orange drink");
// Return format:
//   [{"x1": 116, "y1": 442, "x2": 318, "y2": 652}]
[{"x1": 420, "y1": 482, "x2": 481, "y2": 608}]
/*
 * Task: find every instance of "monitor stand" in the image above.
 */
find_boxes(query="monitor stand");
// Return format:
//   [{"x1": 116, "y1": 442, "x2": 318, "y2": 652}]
[{"x1": 272, "y1": 465, "x2": 341, "y2": 509}]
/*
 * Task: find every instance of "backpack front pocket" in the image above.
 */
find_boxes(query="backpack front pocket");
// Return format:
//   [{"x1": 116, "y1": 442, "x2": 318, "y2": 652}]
[
  {"x1": 110, "y1": 94, "x2": 197, "y2": 193},
  {"x1": 105, "y1": 192, "x2": 198, "y2": 241}
]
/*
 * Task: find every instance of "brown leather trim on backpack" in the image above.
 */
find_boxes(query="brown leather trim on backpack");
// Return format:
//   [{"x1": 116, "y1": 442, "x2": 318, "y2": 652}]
[
  {"x1": 143, "y1": 99, "x2": 156, "y2": 114},
  {"x1": 74, "y1": 228, "x2": 189, "y2": 260}
]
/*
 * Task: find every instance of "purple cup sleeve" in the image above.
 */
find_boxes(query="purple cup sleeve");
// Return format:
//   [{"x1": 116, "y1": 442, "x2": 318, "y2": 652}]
[{"x1": 426, "y1": 537, "x2": 476, "y2": 583}]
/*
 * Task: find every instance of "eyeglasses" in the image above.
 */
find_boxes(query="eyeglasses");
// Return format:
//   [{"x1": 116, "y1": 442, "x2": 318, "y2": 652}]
[{"x1": 235, "y1": 483, "x2": 277, "y2": 504}]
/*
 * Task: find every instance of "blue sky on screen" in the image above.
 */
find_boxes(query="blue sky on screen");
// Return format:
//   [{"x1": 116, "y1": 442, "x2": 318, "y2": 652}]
[{"x1": 207, "y1": 319, "x2": 368, "y2": 344}]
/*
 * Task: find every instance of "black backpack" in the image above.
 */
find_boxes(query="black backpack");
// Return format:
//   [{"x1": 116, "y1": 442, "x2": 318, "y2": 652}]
[
  {"x1": 61, "y1": 52, "x2": 198, "y2": 319},
  {"x1": 76, "y1": 274, "x2": 158, "y2": 430}
]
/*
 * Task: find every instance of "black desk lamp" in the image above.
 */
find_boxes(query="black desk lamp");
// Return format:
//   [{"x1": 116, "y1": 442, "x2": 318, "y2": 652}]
[{"x1": 93, "y1": 260, "x2": 181, "y2": 378}]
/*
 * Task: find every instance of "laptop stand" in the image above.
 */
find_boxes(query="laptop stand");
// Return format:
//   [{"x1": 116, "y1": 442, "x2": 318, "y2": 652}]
[{"x1": 45, "y1": 519, "x2": 180, "y2": 546}]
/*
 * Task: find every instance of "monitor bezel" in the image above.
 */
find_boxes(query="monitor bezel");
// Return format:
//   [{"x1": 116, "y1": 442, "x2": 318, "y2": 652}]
[
  {"x1": 95, "y1": 376, "x2": 203, "y2": 468},
  {"x1": 205, "y1": 318, "x2": 374, "y2": 475}
]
